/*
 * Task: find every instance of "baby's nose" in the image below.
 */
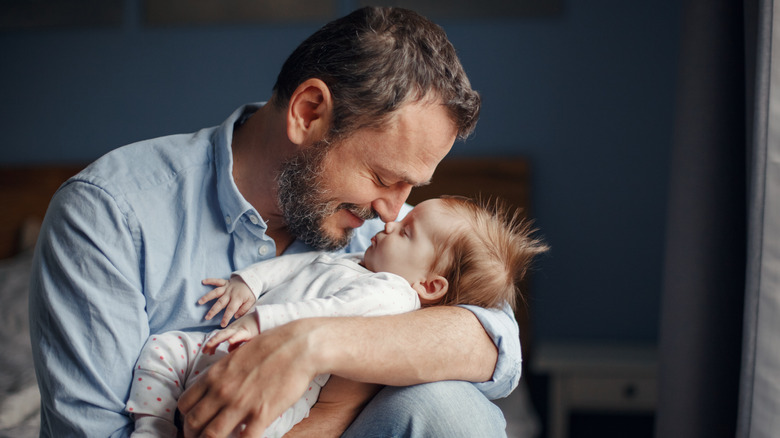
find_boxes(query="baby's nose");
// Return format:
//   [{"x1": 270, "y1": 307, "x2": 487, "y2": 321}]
[{"x1": 384, "y1": 221, "x2": 399, "y2": 233}]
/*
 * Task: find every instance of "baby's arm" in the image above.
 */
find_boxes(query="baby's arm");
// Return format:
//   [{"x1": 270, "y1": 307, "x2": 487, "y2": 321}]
[
  {"x1": 257, "y1": 273, "x2": 420, "y2": 332},
  {"x1": 199, "y1": 251, "x2": 322, "y2": 327},
  {"x1": 203, "y1": 273, "x2": 418, "y2": 353},
  {"x1": 201, "y1": 311, "x2": 259, "y2": 354}
]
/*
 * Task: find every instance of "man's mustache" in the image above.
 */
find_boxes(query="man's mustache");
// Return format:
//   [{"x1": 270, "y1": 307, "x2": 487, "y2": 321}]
[{"x1": 338, "y1": 203, "x2": 378, "y2": 221}]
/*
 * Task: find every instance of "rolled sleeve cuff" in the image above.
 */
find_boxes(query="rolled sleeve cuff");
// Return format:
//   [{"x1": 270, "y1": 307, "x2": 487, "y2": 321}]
[{"x1": 459, "y1": 303, "x2": 522, "y2": 400}]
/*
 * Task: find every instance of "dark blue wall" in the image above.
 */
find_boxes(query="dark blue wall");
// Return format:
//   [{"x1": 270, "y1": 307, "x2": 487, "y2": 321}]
[{"x1": 0, "y1": 1, "x2": 682, "y2": 344}]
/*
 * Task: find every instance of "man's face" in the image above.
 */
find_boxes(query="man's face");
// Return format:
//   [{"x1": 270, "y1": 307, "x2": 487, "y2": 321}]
[
  {"x1": 277, "y1": 100, "x2": 458, "y2": 250},
  {"x1": 276, "y1": 141, "x2": 377, "y2": 251}
]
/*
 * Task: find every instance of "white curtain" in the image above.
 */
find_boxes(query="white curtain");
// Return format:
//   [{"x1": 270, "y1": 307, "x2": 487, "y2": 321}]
[
  {"x1": 738, "y1": 0, "x2": 780, "y2": 436},
  {"x1": 658, "y1": 0, "x2": 780, "y2": 435}
]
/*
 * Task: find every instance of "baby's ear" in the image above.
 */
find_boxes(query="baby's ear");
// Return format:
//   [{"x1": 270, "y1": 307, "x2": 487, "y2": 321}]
[{"x1": 414, "y1": 275, "x2": 449, "y2": 305}]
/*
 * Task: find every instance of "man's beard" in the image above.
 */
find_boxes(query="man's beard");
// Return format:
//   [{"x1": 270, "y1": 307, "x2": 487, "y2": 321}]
[{"x1": 276, "y1": 140, "x2": 377, "y2": 251}]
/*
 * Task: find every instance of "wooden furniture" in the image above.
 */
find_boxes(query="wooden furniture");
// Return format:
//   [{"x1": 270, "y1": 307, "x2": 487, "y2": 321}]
[
  {"x1": 532, "y1": 342, "x2": 658, "y2": 438},
  {"x1": 0, "y1": 165, "x2": 84, "y2": 259}
]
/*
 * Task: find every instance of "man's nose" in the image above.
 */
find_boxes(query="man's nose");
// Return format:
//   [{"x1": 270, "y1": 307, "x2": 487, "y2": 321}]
[{"x1": 372, "y1": 186, "x2": 412, "y2": 223}]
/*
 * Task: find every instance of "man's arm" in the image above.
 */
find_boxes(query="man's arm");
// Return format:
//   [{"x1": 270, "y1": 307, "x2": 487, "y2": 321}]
[
  {"x1": 178, "y1": 306, "x2": 496, "y2": 437},
  {"x1": 284, "y1": 376, "x2": 382, "y2": 438},
  {"x1": 29, "y1": 182, "x2": 147, "y2": 436},
  {"x1": 316, "y1": 306, "x2": 497, "y2": 384}
]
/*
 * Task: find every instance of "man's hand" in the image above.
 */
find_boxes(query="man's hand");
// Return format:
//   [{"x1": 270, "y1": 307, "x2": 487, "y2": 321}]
[
  {"x1": 178, "y1": 319, "x2": 318, "y2": 437},
  {"x1": 178, "y1": 307, "x2": 497, "y2": 437}
]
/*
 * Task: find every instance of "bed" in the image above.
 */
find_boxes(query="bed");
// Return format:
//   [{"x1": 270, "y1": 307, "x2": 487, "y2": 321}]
[
  {"x1": 0, "y1": 159, "x2": 540, "y2": 437},
  {"x1": 0, "y1": 165, "x2": 84, "y2": 437}
]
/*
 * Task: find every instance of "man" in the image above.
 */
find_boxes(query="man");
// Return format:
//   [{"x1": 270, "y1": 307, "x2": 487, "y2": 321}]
[{"x1": 29, "y1": 7, "x2": 521, "y2": 437}]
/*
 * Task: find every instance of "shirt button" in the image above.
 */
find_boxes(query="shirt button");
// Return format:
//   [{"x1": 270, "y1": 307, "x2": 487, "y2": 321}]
[
  {"x1": 258, "y1": 245, "x2": 270, "y2": 256},
  {"x1": 249, "y1": 215, "x2": 260, "y2": 225},
  {"x1": 225, "y1": 216, "x2": 232, "y2": 225}
]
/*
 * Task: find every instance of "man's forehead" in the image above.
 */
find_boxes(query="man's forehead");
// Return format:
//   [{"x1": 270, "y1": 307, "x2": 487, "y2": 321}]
[{"x1": 342, "y1": 100, "x2": 455, "y2": 184}]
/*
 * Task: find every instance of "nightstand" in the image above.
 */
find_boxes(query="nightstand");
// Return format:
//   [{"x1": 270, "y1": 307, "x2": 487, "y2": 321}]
[{"x1": 531, "y1": 342, "x2": 658, "y2": 438}]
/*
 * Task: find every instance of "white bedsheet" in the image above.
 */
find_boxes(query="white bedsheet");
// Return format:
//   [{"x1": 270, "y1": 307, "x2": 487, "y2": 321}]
[{"x1": 0, "y1": 251, "x2": 40, "y2": 437}]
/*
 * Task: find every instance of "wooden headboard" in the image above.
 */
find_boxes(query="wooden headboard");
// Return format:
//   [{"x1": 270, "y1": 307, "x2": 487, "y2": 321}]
[
  {"x1": 406, "y1": 158, "x2": 530, "y2": 213},
  {"x1": 406, "y1": 157, "x2": 535, "y2": 361},
  {"x1": 0, "y1": 165, "x2": 84, "y2": 259}
]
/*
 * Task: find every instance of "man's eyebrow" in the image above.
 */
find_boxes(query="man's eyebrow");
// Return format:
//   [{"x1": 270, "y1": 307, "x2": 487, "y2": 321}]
[
  {"x1": 382, "y1": 167, "x2": 432, "y2": 187},
  {"x1": 411, "y1": 178, "x2": 431, "y2": 188}
]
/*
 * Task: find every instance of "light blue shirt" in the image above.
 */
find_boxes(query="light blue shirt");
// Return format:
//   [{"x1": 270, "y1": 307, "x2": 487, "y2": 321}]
[{"x1": 28, "y1": 103, "x2": 521, "y2": 437}]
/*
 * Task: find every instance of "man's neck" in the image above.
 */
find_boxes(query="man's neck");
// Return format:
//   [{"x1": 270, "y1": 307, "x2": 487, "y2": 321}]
[{"x1": 231, "y1": 104, "x2": 296, "y2": 255}]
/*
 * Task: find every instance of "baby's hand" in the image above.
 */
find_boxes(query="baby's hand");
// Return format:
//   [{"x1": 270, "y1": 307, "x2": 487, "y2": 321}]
[
  {"x1": 202, "y1": 311, "x2": 260, "y2": 355},
  {"x1": 199, "y1": 277, "x2": 256, "y2": 327}
]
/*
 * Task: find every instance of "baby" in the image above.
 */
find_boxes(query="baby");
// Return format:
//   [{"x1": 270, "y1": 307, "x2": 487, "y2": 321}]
[{"x1": 125, "y1": 196, "x2": 547, "y2": 437}]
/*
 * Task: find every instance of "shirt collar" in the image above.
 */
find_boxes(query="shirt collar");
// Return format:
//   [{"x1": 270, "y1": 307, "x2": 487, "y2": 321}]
[{"x1": 215, "y1": 102, "x2": 267, "y2": 233}]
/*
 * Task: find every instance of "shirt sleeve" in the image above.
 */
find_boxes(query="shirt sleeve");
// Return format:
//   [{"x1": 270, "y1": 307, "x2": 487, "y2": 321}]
[
  {"x1": 458, "y1": 303, "x2": 522, "y2": 400},
  {"x1": 234, "y1": 251, "x2": 322, "y2": 298},
  {"x1": 29, "y1": 181, "x2": 146, "y2": 437},
  {"x1": 256, "y1": 273, "x2": 419, "y2": 331}
]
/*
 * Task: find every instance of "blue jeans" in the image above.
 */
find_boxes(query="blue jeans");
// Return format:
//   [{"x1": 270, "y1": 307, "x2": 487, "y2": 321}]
[{"x1": 342, "y1": 381, "x2": 507, "y2": 437}]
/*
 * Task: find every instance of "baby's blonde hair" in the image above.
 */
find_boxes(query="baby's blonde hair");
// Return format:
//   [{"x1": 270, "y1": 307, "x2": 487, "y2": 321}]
[{"x1": 429, "y1": 196, "x2": 548, "y2": 311}]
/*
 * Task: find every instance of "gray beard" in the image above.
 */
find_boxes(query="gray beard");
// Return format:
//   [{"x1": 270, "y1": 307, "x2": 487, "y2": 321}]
[{"x1": 276, "y1": 143, "x2": 377, "y2": 251}]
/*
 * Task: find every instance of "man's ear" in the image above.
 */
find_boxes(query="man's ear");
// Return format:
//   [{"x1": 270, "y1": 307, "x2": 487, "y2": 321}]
[
  {"x1": 414, "y1": 275, "x2": 449, "y2": 305},
  {"x1": 286, "y1": 78, "x2": 333, "y2": 146}
]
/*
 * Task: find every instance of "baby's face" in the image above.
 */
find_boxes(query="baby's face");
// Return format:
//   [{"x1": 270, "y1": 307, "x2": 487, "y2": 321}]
[{"x1": 363, "y1": 198, "x2": 462, "y2": 285}]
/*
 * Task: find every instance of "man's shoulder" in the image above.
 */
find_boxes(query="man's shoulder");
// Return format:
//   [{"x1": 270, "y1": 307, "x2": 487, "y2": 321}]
[{"x1": 66, "y1": 127, "x2": 218, "y2": 198}]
